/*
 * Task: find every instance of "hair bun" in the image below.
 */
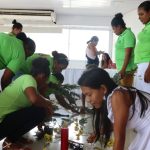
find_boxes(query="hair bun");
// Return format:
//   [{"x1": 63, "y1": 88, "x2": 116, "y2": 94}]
[
  {"x1": 12, "y1": 19, "x2": 17, "y2": 24},
  {"x1": 115, "y1": 13, "x2": 123, "y2": 19},
  {"x1": 52, "y1": 50, "x2": 58, "y2": 57}
]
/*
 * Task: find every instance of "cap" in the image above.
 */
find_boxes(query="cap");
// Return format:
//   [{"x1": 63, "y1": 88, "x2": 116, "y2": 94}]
[{"x1": 87, "y1": 36, "x2": 99, "y2": 44}]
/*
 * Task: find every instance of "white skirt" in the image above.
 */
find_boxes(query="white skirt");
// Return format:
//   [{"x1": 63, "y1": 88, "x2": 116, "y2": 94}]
[{"x1": 134, "y1": 63, "x2": 150, "y2": 93}]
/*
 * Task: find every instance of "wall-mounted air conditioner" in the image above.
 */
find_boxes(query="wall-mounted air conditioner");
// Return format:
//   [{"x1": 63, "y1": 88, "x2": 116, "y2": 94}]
[{"x1": 0, "y1": 9, "x2": 56, "y2": 27}]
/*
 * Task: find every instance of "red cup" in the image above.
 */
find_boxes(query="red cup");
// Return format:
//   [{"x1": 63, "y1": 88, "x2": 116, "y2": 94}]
[{"x1": 61, "y1": 128, "x2": 69, "y2": 150}]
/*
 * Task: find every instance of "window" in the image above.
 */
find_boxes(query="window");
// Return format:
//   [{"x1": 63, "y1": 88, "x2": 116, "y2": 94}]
[
  {"x1": 28, "y1": 30, "x2": 69, "y2": 56},
  {"x1": 28, "y1": 28, "x2": 110, "y2": 61}
]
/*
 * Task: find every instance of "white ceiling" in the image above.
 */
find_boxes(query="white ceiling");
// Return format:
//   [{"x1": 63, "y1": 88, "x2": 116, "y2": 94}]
[{"x1": 0, "y1": 0, "x2": 145, "y2": 16}]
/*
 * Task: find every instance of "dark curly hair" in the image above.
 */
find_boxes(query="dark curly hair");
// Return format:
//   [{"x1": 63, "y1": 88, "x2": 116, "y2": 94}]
[
  {"x1": 31, "y1": 57, "x2": 50, "y2": 77},
  {"x1": 111, "y1": 13, "x2": 126, "y2": 28},
  {"x1": 52, "y1": 51, "x2": 69, "y2": 66}
]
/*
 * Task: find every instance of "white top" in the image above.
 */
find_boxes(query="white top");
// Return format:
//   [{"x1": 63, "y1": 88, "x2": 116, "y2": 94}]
[
  {"x1": 86, "y1": 46, "x2": 96, "y2": 59},
  {"x1": 107, "y1": 86, "x2": 150, "y2": 150}
]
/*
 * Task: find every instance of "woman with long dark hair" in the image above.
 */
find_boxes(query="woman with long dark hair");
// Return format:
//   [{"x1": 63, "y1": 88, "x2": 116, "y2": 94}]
[{"x1": 78, "y1": 68, "x2": 150, "y2": 150}]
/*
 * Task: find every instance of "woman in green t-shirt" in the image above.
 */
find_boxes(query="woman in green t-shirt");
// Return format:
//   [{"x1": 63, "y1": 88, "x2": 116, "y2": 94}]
[
  {"x1": 134, "y1": 1, "x2": 150, "y2": 93},
  {"x1": 111, "y1": 13, "x2": 136, "y2": 87},
  {"x1": 20, "y1": 50, "x2": 69, "y2": 75},
  {"x1": 0, "y1": 57, "x2": 53, "y2": 150},
  {"x1": 0, "y1": 32, "x2": 36, "y2": 90},
  {"x1": 19, "y1": 51, "x2": 69, "y2": 95}
]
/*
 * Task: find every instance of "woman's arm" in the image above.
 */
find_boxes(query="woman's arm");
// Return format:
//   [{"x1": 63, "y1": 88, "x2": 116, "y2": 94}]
[
  {"x1": 119, "y1": 48, "x2": 132, "y2": 78},
  {"x1": 144, "y1": 63, "x2": 150, "y2": 83},
  {"x1": 111, "y1": 90, "x2": 132, "y2": 150},
  {"x1": 1, "y1": 68, "x2": 14, "y2": 90},
  {"x1": 24, "y1": 87, "x2": 53, "y2": 116}
]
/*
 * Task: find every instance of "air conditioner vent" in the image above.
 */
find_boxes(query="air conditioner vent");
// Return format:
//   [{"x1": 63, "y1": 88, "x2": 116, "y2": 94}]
[
  {"x1": 0, "y1": 9, "x2": 56, "y2": 26},
  {"x1": 0, "y1": 9, "x2": 54, "y2": 16}
]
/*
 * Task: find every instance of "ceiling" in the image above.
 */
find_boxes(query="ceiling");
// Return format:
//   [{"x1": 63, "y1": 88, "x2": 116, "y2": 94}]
[{"x1": 0, "y1": 0, "x2": 145, "y2": 17}]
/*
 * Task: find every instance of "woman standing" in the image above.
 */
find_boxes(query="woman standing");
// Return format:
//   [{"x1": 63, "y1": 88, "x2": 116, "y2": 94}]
[
  {"x1": 111, "y1": 13, "x2": 136, "y2": 87},
  {"x1": 86, "y1": 36, "x2": 103, "y2": 67},
  {"x1": 134, "y1": 1, "x2": 150, "y2": 93}
]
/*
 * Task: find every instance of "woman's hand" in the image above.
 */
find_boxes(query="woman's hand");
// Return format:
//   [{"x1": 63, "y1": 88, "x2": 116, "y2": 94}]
[
  {"x1": 45, "y1": 100, "x2": 53, "y2": 116},
  {"x1": 87, "y1": 133, "x2": 96, "y2": 143},
  {"x1": 118, "y1": 69, "x2": 126, "y2": 79},
  {"x1": 97, "y1": 50, "x2": 104, "y2": 55},
  {"x1": 144, "y1": 64, "x2": 150, "y2": 83}
]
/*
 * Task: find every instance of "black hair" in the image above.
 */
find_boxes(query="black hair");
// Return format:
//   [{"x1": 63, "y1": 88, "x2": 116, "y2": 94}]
[
  {"x1": 31, "y1": 57, "x2": 50, "y2": 77},
  {"x1": 78, "y1": 68, "x2": 150, "y2": 146},
  {"x1": 16, "y1": 32, "x2": 27, "y2": 41},
  {"x1": 138, "y1": 1, "x2": 150, "y2": 12},
  {"x1": 16, "y1": 32, "x2": 36, "y2": 54},
  {"x1": 52, "y1": 72, "x2": 64, "y2": 83},
  {"x1": 52, "y1": 51, "x2": 69, "y2": 66},
  {"x1": 93, "y1": 103, "x2": 112, "y2": 147},
  {"x1": 102, "y1": 53, "x2": 111, "y2": 64},
  {"x1": 125, "y1": 87, "x2": 150, "y2": 119},
  {"x1": 78, "y1": 68, "x2": 116, "y2": 146},
  {"x1": 111, "y1": 13, "x2": 126, "y2": 28},
  {"x1": 12, "y1": 19, "x2": 23, "y2": 30},
  {"x1": 78, "y1": 68, "x2": 117, "y2": 95}
]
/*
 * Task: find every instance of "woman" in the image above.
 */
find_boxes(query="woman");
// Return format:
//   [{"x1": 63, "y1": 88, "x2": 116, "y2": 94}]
[
  {"x1": 78, "y1": 68, "x2": 150, "y2": 150},
  {"x1": 134, "y1": 1, "x2": 150, "y2": 93},
  {"x1": 9, "y1": 19, "x2": 23, "y2": 36},
  {"x1": 20, "y1": 51, "x2": 68, "y2": 75},
  {"x1": 86, "y1": 36, "x2": 103, "y2": 67},
  {"x1": 0, "y1": 57, "x2": 53, "y2": 150},
  {"x1": 101, "y1": 53, "x2": 116, "y2": 69},
  {"x1": 111, "y1": 13, "x2": 136, "y2": 87},
  {"x1": 0, "y1": 32, "x2": 35, "y2": 90}
]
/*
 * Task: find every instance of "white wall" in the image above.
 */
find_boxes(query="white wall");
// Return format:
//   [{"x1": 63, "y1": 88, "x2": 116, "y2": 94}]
[
  {"x1": 57, "y1": 14, "x2": 112, "y2": 27},
  {"x1": 0, "y1": 14, "x2": 112, "y2": 32},
  {"x1": 124, "y1": 9, "x2": 144, "y2": 38}
]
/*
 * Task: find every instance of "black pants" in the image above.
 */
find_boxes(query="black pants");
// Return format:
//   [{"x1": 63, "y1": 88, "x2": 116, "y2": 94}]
[
  {"x1": 0, "y1": 106, "x2": 46, "y2": 142},
  {"x1": 86, "y1": 55, "x2": 99, "y2": 66}
]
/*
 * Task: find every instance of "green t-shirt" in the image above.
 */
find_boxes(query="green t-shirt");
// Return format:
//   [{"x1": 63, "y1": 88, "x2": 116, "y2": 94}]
[
  {"x1": 115, "y1": 28, "x2": 136, "y2": 71},
  {"x1": 0, "y1": 32, "x2": 25, "y2": 73},
  {"x1": 20, "y1": 53, "x2": 54, "y2": 74},
  {"x1": 0, "y1": 75, "x2": 37, "y2": 123},
  {"x1": 134, "y1": 22, "x2": 150, "y2": 64}
]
